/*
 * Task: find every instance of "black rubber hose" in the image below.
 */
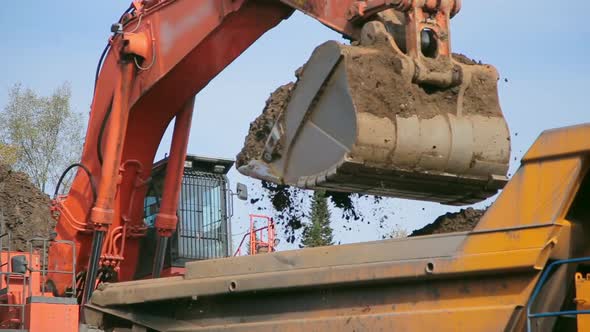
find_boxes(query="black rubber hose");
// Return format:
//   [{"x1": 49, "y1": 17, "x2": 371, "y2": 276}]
[
  {"x1": 96, "y1": 97, "x2": 113, "y2": 166},
  {"x1": 92, "y1": 5, "x2": 134, "y2": 95},
  {"x1": 95, "y1": 5, "x2": 135, "y2": 165},
  {"x1": 53, "y1": 163, "x2": 97, "y2": 205},
  {"x1": 119, "y1": 4, "x2": 134, "y2": 23},
  {"x1": 92, "y1": 44, "x2": 110, "y2": 95}
]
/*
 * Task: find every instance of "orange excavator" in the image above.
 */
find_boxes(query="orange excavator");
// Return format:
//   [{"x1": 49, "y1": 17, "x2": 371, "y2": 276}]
[{"x1": 1, "y1": 0, "x2": 589, "y2": 331}]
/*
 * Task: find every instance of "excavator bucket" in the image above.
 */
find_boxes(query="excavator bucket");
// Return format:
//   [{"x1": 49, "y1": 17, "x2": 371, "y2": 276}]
[{"x1": 237, "y1": 20, "x2": 510, "y2": 205}]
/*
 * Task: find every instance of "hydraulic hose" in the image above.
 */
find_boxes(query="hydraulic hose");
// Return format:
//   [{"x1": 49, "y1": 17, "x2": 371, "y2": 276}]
[
  {"x1": 53, "y1": 163, "x2": 97, "y2": 205},
  {"x1": 92, "y1": 4, "x2": 134, "y2": 95},
  {"x1": 95, "y1": 4, "x2": 135, "y2": 165},
  {"x1": 96, "y1": 97, "x2": 113, "y2": 165}
]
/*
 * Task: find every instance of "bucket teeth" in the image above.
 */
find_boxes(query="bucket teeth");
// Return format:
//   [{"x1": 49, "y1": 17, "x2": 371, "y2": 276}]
[{"x1": 237, "y1": 21, "x2": 510, "y2": 206}]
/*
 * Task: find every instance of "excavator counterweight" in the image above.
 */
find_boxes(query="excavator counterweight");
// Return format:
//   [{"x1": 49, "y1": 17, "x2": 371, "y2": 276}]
[{"x1": 238, "y1": 18, "x2": 510, "y2": 205}]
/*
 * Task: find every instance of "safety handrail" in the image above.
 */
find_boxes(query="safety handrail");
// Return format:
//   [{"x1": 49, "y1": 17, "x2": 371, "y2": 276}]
[
  {"x1": 233, "y1": 225, "x2": 271, "y2": 256},
  {"x1": 527, "y1": 256, "x2": 590, "y2": 332},
  {"x1": 0, "y1": 231, "x2": 27, "y2": 329},
  {"x1": 27, "y1": 238, "x2": 77, "y2": 298}
]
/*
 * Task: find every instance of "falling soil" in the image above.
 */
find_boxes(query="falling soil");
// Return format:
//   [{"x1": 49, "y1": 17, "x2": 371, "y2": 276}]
[
  {"x1": 0, "y1": 163, "x2": 56, "y2": 251},
  {"x1": 254, "y1": 181, "x2": 364, "y2": 243},
  {"x1": 409, "y1": 207, "x2": 485, "y2": 237},
  {"x1": 249, "y1": 180, "x2": 394, "y2": 243},
  {"x1": 237, "y1": 39, "x2": 496, "y2": 243}
]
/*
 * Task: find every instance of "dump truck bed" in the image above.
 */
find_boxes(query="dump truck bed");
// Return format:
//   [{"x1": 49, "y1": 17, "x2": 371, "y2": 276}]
[
  {"x1": 87, "y1": 124, "x2": 590, "y2": 332},
  {"x1": 86, "y1": 221, "x2": 575, "y2": 331}
]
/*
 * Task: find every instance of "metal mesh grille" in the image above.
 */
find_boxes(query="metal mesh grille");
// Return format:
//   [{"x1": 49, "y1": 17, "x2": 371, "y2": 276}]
[
  {"x1": 176, "y1": 170, "x2": 229, "y2": 260},
  {"x1": 143, "y1": 166, "x2": 230, "y2": 264}
]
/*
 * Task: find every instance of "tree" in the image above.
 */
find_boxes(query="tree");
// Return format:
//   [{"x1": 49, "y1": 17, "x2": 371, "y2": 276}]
[
  {"x1": 0, "y1": 82, "x2": 85, "y2": 193},
  {"x1": 301, "y1": 190, "x2": 334, "y2": 248}
]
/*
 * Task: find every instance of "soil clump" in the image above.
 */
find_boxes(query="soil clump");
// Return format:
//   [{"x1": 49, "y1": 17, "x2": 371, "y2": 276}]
[{"x1": 343, "y1": 45, "x2": 501, "y2": 120}]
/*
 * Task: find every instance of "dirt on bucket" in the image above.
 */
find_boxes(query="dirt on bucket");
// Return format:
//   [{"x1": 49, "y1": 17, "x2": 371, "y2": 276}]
[
  {"x1": 0, "y1": 163, "x2": 56, "y2": 251},
  {"x1": 237, "y1": 75, "x2": 487, "y2": 240},
  {"x1": 236, "y1": 82, "x2": 295, "y2": 169},
  {"x1": 236, "y1": 39, "x2": 496, "y2": 242}
]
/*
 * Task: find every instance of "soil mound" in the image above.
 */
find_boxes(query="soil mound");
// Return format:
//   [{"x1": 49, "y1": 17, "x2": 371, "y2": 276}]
[
  {"x1": 410, "y1": 207, "x2": 485, "y2": 236},
  {"x1": 0, "y1": 163, "x2": 55, "y2": 251}
]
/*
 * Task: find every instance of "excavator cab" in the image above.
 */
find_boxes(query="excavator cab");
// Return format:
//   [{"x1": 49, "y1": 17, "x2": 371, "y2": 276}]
[{"x1": 135, "y1": 155, "x2": 234, "y2": 278}]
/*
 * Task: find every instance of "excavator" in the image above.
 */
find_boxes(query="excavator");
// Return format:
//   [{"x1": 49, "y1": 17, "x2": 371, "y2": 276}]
[{"x1": 0, "y1": 0, "x2": 589, "y2": 331}]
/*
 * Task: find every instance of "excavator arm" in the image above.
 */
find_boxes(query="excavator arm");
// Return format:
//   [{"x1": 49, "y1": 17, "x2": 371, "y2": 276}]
[{"x1": 48, "y1": 0, "x2": 505, "y2": 308}]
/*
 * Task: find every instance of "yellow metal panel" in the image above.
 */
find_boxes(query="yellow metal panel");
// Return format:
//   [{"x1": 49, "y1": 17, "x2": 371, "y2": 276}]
[
  {"x1": 462, "y1": 225, "x2": 556, "y2": 254},
  {"x1": 171, "y1": 306, "x2": 518, "y2": 332},
  {"x1": 475, "y1": 156, "x2": 582, "y2": 230},
  {"x1": 523, "y1": 123, "x2": 590, "y2": 162},
  {"x1": 575, "y1": 273, "x2": 590, "y2": 332}
]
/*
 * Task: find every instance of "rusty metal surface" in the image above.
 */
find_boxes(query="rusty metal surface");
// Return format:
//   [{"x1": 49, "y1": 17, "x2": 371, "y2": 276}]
[
  {"x1": 92, "y1": 222, "x2": 558, "y2": 307},
  {"x1": 87, "y1": 302, "x2": 518, "y2": 332},
  {"x1": 87, "y1": 265, "x2": 539, "y2": 331},
  {"x1": 188, "y1": 232, "x2": 465, "y2": 278},
  {"x1": 88, "y1": 218, "x2": 587, "y2": 331}
]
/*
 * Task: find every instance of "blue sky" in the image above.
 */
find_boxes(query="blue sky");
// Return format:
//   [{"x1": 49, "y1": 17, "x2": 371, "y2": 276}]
[{"x1": 1, "y1": 1, "x2": 588, "y2": 250}]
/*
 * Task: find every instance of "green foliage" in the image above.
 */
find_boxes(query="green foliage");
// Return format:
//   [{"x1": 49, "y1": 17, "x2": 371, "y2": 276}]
[
  {"x1": 0, "y1": 82, "x2": 85, "y2": 193},
  {"x1": 301, "y1": 190, "x2": 334, "y2": 248}
]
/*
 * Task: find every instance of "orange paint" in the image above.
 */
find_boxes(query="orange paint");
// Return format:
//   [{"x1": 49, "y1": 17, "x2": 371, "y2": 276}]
[{"x1": 25, "y1": 300, "x2": 78, "y2": 332}]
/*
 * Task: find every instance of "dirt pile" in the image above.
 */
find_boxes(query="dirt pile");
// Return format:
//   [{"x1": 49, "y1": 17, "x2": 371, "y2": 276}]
[
  {"x1": 345, "y1": 49, "x2": 451, "y2": 120},
  {"x1": 0, "y1": 163, "x2": 56, "y2": 251},
  {"x1": 409, "y1": 207, "x2": 485, "y2": 236}
]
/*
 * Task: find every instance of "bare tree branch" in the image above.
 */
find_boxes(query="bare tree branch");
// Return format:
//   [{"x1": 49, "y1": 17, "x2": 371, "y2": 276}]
[{"x1": 1, "y1": 82, "x2": 85, "y2": 194}]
